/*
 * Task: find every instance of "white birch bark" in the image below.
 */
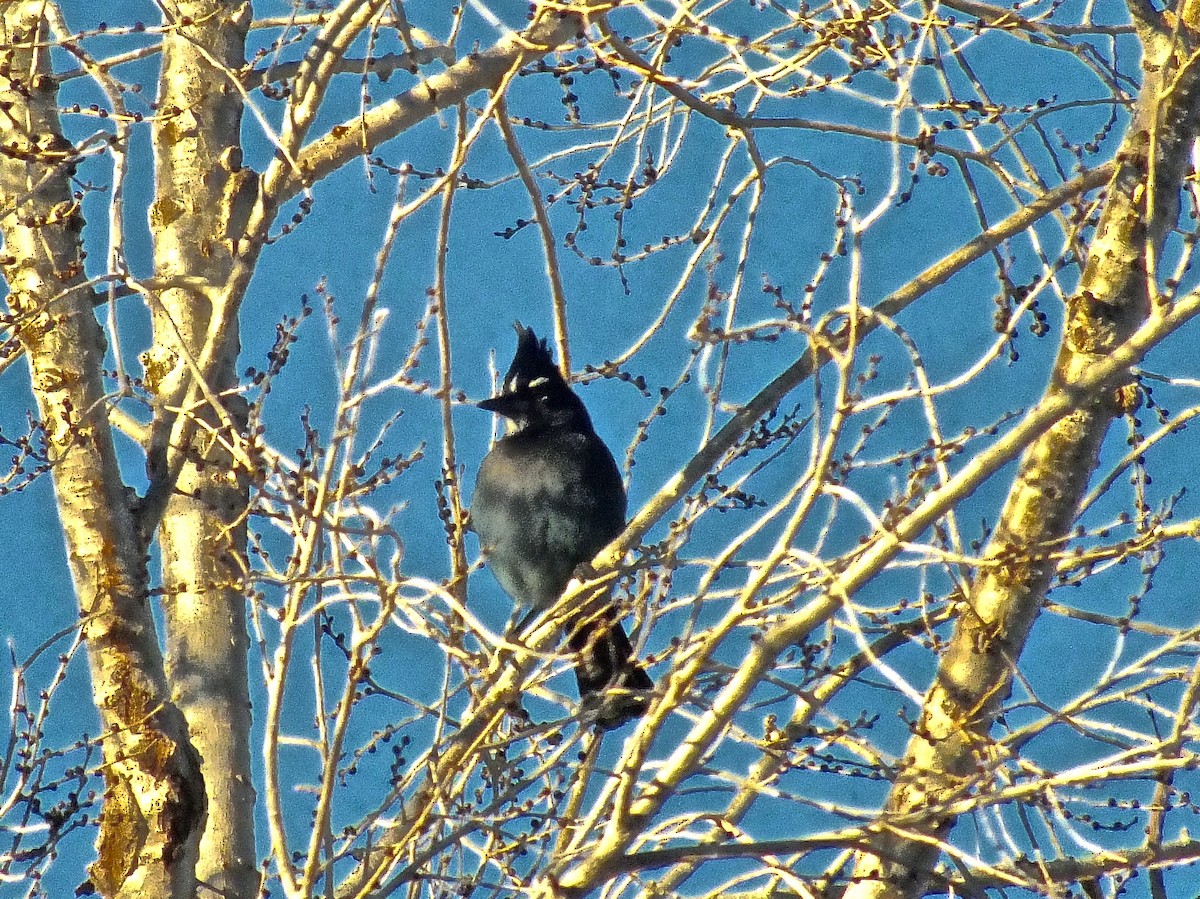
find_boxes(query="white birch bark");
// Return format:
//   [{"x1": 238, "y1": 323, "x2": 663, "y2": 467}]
[
  {"x1": 146, "y1": 3, "x2": 257, "y2": 896},
  {"x1": 843, "y1": 6, "x2": 1200, "y2": 896},
  {"x1": 0, "y1": 4, "x2": 205, "y2": 896}
]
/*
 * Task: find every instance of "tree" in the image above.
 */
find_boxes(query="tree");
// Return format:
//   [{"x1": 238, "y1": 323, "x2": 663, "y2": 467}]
[{"x1": 3, "y1": 0, "x2": 1200, "y2": 896}]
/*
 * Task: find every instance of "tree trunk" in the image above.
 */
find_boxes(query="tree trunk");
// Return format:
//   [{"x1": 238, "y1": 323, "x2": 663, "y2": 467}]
[
  {"x1": 0, "y1": 4, "x2": 205, "y2": 896},
  {"x1": 844, "y1": 8, "x2": 1200, "y2": 896},
  {"x1": 146, "y1": 3, "x2": 257, "y2": 896}
]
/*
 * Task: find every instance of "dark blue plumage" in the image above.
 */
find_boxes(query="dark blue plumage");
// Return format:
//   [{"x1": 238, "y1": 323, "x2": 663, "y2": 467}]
[{"x1": 472, "y1": 324, "x2": 652, "y2": 729}]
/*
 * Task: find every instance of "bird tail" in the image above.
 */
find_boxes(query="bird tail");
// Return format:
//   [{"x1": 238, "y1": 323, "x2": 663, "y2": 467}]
[{"x1": 568, "y1": 612, "x2": 654, "y2": 730}]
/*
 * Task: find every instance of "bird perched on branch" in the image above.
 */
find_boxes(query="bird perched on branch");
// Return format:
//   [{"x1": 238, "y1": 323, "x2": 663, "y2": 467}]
[{"x1": 471, "y1": 323, "x2": 653, "y2": 730}]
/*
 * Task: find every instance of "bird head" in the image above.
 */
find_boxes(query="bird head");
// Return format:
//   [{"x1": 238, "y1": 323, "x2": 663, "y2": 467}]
[{"x1": 477, "y1": 323, "x2": 589, "y2": 430}]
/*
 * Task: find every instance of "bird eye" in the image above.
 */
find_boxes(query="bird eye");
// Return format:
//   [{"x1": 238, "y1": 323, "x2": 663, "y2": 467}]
[{"x1": 525, "y1": 376, "x2": 552, "y2": 403}]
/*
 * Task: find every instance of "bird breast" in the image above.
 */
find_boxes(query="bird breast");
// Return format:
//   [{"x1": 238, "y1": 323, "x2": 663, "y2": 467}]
[{"x1": 472, "y1": 429, "x2": 626, "y2": 608}]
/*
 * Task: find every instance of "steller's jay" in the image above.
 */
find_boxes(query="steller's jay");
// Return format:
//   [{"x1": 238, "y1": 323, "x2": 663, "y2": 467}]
[{"x1": 471, "y1": 323, "x2": 653, "y2": 729}]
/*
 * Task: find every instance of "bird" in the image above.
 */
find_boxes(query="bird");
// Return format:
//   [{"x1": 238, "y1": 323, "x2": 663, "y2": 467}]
[{"x1": 471, "y1": 323, "x2": 653, "y2": 730}]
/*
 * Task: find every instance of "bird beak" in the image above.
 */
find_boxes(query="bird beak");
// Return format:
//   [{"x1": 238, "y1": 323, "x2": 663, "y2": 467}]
[{"x1": 476, "y1": 394, "x2": 514, "y2": 415}]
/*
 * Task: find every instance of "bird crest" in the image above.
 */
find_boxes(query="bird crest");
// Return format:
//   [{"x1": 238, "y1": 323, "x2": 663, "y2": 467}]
[{"x1": 502, "y1": 322, "x2": 563, "y2": 395}]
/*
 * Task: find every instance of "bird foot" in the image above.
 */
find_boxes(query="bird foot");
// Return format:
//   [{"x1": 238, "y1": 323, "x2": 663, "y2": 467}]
[
  {"x1": 570, "y1": 560, "x2": 600, "y2": 583},
  {"x1": 581, "y1": 685, "x2": 651, "y2": 731}
]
